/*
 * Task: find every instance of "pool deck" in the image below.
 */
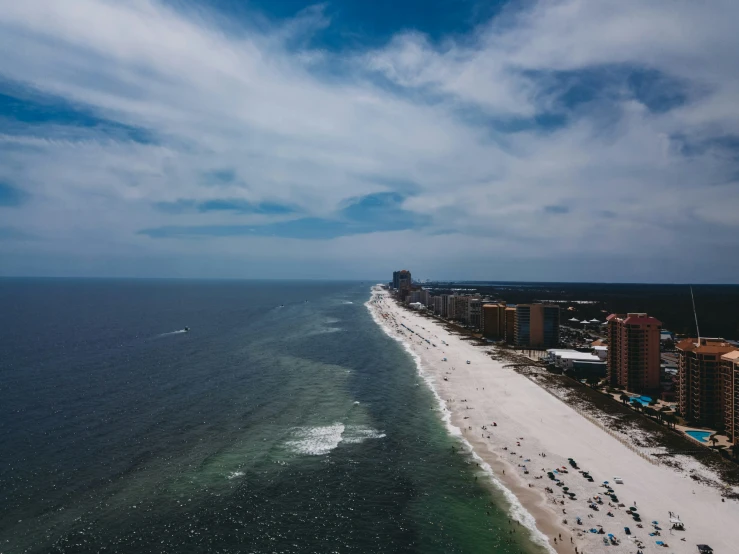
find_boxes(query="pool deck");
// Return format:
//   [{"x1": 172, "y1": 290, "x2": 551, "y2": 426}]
[
  {"x1": 676, "y1": 424, "x2": 732, "y2": 448},
  {"x1": 602, "y1": 391, "x2": 734, "y2": 449}
]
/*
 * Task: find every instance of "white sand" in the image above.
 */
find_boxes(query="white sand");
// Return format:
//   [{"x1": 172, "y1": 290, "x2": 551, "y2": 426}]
[{"x1": 368, "y1": 287, "x2": 738, "y2": 554}]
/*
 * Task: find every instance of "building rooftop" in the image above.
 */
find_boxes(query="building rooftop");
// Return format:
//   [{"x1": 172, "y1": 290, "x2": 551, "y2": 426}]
[
  {"x1": 547, "y1": 349, "x2": 601, "y2": 362},
  {"x1": 722, "y1": 350, "x2": 739, "y2": 362},
  {"x1": 623, "y1": 314, "x2": 661, "y2": 325},
  {"x1": 606, "y1": 313, "x2": 662, "y2": 325},
  {"x1": 677, "y1": 337, "x2": 738, "y2": 354}
]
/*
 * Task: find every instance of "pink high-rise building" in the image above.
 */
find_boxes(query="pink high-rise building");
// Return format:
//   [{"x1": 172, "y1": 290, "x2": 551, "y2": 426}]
[{"x1": 606, "y1": 313, "x2": 661, "y2": 393}]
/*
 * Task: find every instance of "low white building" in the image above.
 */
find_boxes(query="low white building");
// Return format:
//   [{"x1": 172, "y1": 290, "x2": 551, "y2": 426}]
[
  {"x1": 546, "y1": 349, "x2": 602, "y2": 369},
  {"x1": 593, "y1": 345, "x2": 608, "y2": 360}
]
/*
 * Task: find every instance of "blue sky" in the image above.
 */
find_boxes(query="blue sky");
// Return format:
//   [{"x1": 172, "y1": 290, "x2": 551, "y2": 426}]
[{"x1": 1, "y1": 0, "x2": 738, "y2": 282}]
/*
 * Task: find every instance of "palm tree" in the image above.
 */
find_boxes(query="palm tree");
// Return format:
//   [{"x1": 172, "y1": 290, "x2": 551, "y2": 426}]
[
  {"x1": 663, "y1": 413, "x2": 673, "y2": 429},
  {"x1": 709, "y1": 435, "x2": 719, "y2": 449},
  {"x1": 619, "y1": 393, "x2": 630, "y2": 405}
]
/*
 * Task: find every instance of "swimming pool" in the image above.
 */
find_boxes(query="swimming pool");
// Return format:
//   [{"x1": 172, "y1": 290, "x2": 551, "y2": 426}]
[
  {"x1": 630, "y1": 396, "x2": 652, "y2": 406},
  {"x1": 685, "y1": 430, "x2": 712, "y2": 443}
]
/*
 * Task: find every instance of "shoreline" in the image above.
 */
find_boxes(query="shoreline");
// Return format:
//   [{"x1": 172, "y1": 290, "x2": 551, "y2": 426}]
[
  {"x1": 367, "y1": 286, "x2": 739, "y2": 554},
  {"x1": 367, "y1": 290, "x2": 560, "y2": 554}
]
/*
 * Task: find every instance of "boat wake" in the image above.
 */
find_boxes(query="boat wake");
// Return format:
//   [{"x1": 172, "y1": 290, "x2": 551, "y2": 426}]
[{"x1": 157, "y1": 329, "x2": 188, "y2": 338}]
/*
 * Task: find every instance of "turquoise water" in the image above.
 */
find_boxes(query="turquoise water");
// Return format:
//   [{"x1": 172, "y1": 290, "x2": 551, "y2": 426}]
[
  {"x1": 685, "y1": 430, "x2": 712, "y2": 443},
  {"x1": 0, "y1": 279, "x2": 545, "y2": 554},
  {"x1": 630, "y1": 396, "x2": 652, "y2": 406}
]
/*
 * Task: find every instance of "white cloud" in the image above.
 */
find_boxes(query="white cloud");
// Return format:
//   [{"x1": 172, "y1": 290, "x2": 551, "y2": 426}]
[{"x1": 0, "y1": 0, "x2": 737, "y2": 281}]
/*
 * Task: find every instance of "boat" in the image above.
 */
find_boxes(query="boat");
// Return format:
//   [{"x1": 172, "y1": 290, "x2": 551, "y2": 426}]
[{"x1": 184, "y1": 327, "x2": 190, "y2": 332}]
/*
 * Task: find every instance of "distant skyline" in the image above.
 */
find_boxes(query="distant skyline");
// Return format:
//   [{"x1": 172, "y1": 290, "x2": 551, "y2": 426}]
[{"x1": 1, "y1": 0, "x2": 738, "y2": 283}]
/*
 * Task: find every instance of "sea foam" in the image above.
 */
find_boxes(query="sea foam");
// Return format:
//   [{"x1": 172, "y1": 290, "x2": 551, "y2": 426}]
[
  {"x1": 285, "y1": 423, "x2": 385, "y2": 455},
  {"x1": 342, "y1": 425, "x2": 386, "y2": 444},
  {"x1": 286, "y1": 424, "x2": 345, "y2": 455}
]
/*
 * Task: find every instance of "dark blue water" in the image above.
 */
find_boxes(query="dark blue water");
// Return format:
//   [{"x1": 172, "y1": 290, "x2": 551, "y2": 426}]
[{"x1": 0, "y1": 279, "x2": 543, "y2": 553}]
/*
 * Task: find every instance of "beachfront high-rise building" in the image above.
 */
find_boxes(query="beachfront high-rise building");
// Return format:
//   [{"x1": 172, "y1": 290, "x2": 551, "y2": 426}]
[
  {"x1": 514, "y1": 304, "x2": 560, "y2": 349},
  {"x1": 392, "y1": 271, "x2": 400, "y2": 290},
  {"x1": 467, "y1": 297, "x2": 482, "y2": 329},
  {"x1": 677, "y1": 338, "x2": 737, "y2": 428},
  {"x1": 721, "y1": 351, "x2": 739, "y2": 445},
  {"x1": 396, "y1": 270, "x2": 412, "y2": 299},
  {"x1": 453, "y1": 296, "x2": 470, "y2": 324},
  {"x1": 606, "y1": 313, "x2": 661, "y2": 393},
  {"x1": 482, "y1": 304, "x2": 506, "y2": 340},
  {"x1": 505, "y1": 307, "x2": 516, "y2": 344}
]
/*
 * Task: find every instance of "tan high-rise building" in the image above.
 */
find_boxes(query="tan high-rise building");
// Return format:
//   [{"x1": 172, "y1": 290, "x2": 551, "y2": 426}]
[
  {"x1": 606, "y1": 313, "x2": 661, "y2": 393},
  {"x1": 505, "y1": 308, "x2": 516, "y2": 344},
  {"x1": 514, "y1": 304, "x2": 560, "y2": 348},
  {"x1": 677, "y1": 338, "x2": 737, "y2": 428},
  {"x1": 721, "y1": 351, "x2": 739, "y2": 445},
  {"x1": 482, "y1": 304, "x2": 506, "y2": 339}
]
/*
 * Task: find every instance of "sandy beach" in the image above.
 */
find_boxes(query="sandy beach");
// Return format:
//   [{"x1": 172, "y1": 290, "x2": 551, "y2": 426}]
[{"x1": 368, "y1": 287, "x2": 739, "y2": 554}]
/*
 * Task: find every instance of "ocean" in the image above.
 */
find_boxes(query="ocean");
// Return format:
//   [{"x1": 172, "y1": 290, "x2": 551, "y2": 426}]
[{"x1": 0, "y1": 279, "x2": 543, "y2": 554}]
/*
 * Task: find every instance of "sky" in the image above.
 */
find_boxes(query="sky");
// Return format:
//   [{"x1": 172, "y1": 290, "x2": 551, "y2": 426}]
[{"x1": 1, "y1": 0, "x2": 738, "y2": 283}]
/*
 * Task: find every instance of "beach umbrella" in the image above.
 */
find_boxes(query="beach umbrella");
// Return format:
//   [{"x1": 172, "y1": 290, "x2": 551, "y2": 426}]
[{"x1": 652, "y1": 520, "x2": 658, "y2": 524}]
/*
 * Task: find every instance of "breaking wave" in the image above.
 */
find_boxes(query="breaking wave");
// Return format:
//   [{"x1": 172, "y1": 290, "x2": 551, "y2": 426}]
[{"x1": 285, "y1": 423, "x2": 385, "y2": 455}]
